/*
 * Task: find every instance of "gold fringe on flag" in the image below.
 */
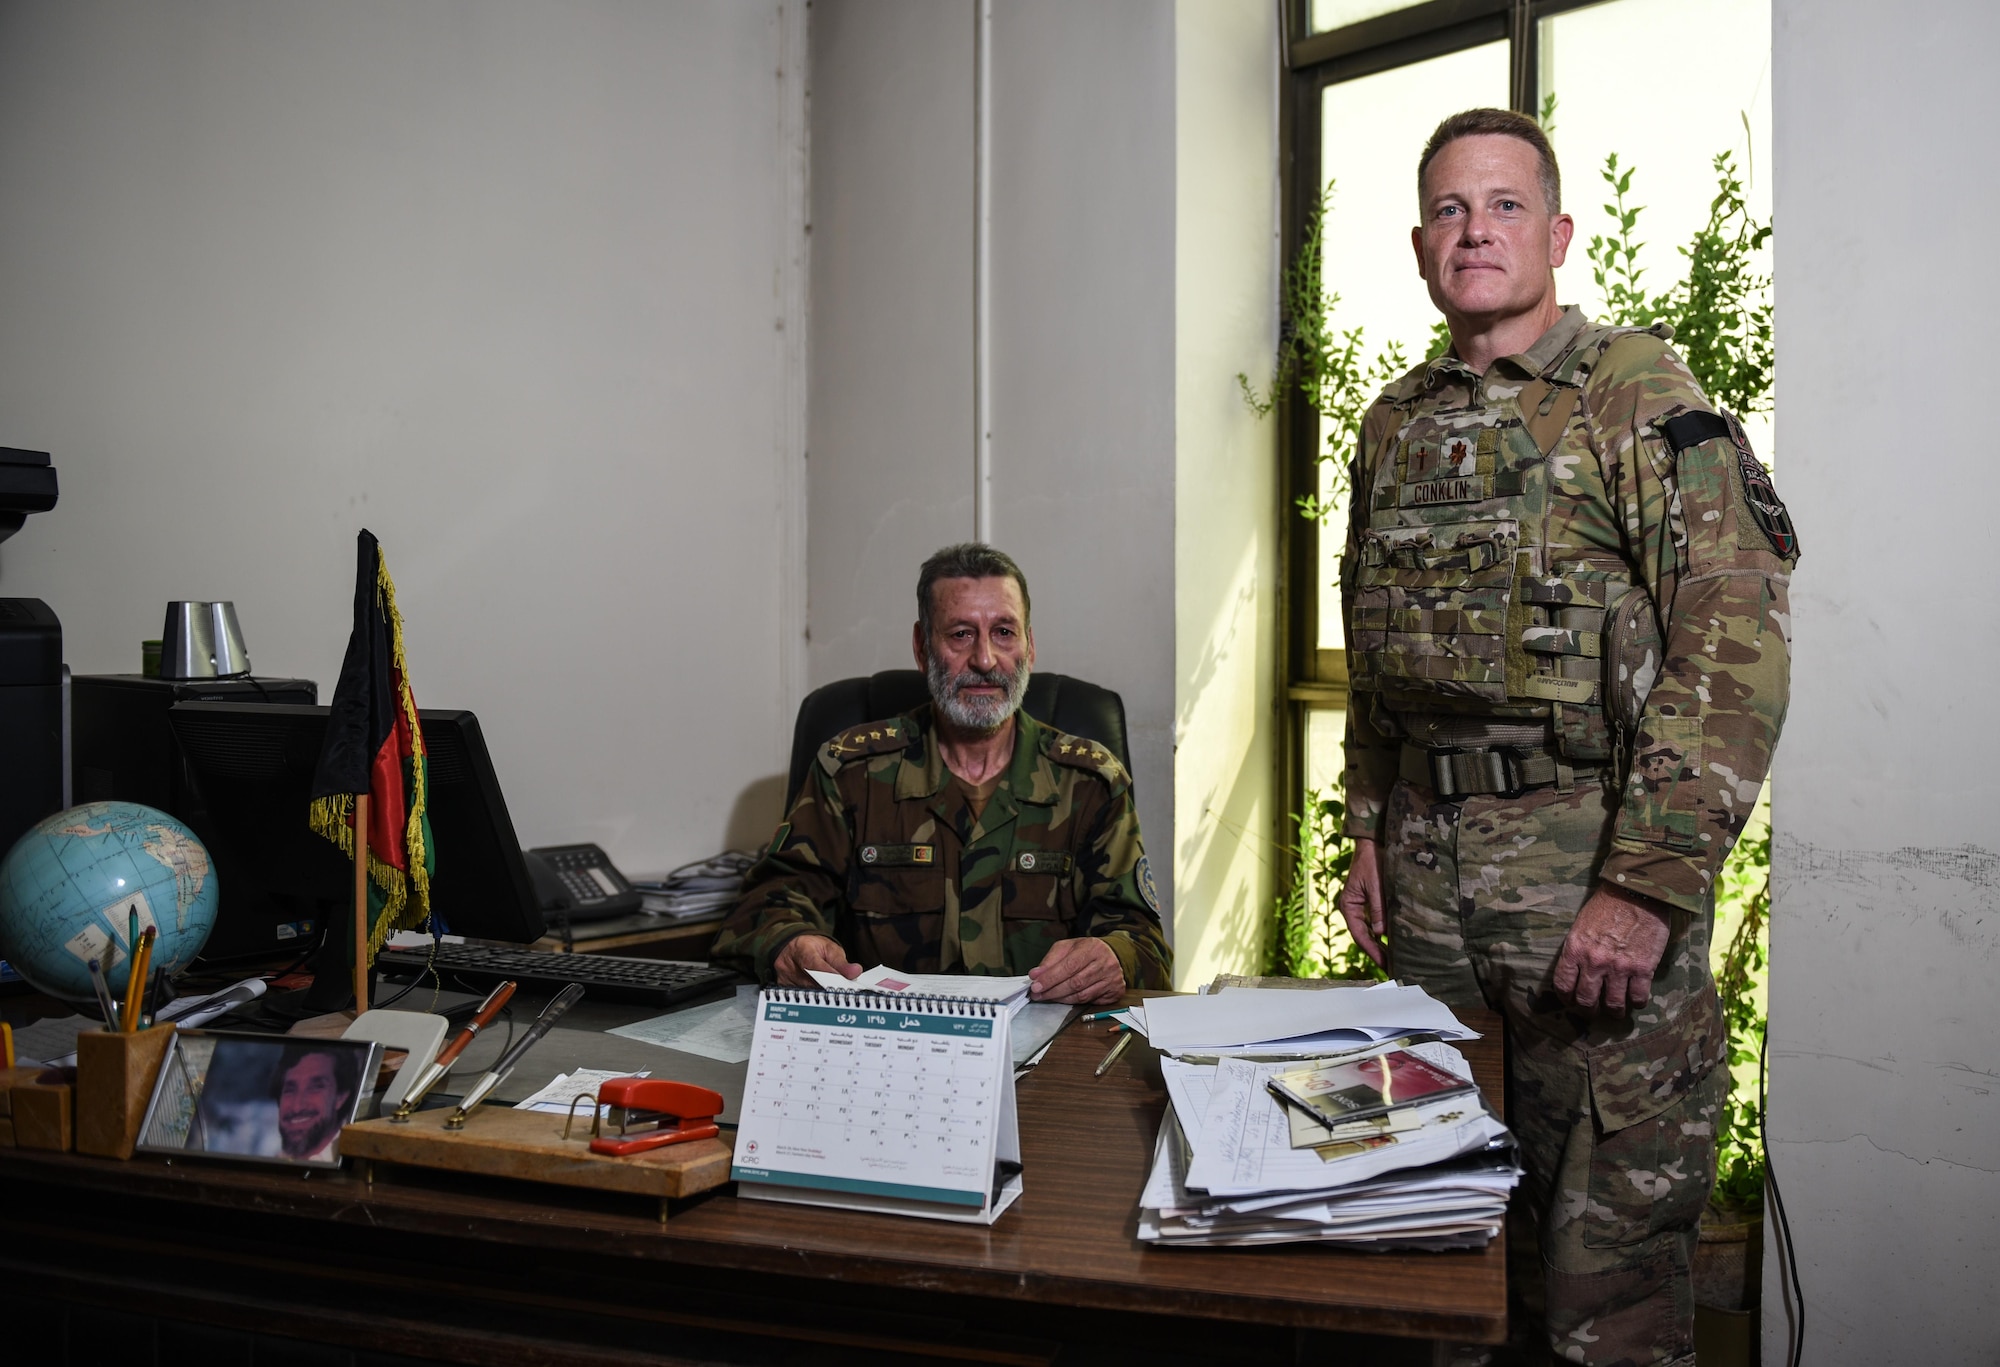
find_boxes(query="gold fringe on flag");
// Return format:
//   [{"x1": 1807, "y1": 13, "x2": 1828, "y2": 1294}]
[{"x1": 306, "y1": 546, "x2": 433, "y2": 960}]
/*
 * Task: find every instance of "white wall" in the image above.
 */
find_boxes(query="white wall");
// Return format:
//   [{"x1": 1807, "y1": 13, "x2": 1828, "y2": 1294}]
[
  {"x1": 1768, "y1": 1, "x2": 2000, "y2": 1359},
  {"x1": 1172, "y1": 0, "x2": 1280, "y2": 986},
  {"x1": 0, "y1": 1, "x2": 808, "y2": 873},
  {"x1": 808, "y1": 0, "x2": 1183, "y2": 929},
  {"x1": 807, "y1": 0, "x2": 975, "y2": 680}
]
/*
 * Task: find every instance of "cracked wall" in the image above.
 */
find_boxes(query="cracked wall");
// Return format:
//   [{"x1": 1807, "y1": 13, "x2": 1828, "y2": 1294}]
[{"x1": 1770, "y1": 2, "x2": 2000, "y2": 1359}]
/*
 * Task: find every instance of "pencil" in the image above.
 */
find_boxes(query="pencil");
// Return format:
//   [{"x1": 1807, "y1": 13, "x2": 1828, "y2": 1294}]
[
  {"x1": 1094, "y1": 1028, "x2": 1135, "y2": 1078},
  {"x1": 1079, "y1": 1008, "x2": 1124, "y2": 1023},
  {"x1": 123, "y1": 927, "x2": 156, "y2": 1033},
  {"x1": 2, "y1": 1021, "x2": 13, "y2": 1068}
]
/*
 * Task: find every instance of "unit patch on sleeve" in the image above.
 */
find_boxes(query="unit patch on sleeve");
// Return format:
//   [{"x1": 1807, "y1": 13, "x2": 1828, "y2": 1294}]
[
  {"x1": 1137, "y1": 854, "x2": 1160, "y2": 914},
  {"x1": 1725, "y1": 412, "x2": 1798, "y2": 559}
]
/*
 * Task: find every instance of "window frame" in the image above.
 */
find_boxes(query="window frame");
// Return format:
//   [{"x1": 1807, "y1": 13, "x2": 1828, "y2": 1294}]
[{"x1": 1274, "y1": 0, "x2": 1614, "y2": 887}]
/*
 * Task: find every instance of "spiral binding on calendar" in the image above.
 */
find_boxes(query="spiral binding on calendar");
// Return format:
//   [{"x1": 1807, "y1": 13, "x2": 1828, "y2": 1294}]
[{"x1": 762, "y1": 987, "x2": 999, "y2": 1017}]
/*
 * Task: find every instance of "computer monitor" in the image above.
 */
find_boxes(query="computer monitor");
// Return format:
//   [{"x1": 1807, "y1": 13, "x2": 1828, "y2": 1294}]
[{"x1": 167, "y1": 703, "x2": 547, "y2": 966}]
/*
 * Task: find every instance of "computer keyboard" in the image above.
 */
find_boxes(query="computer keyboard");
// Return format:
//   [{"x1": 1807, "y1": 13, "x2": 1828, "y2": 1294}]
[{"x1": 375, "y1": 940, "x2": 740, "y2": 1007}]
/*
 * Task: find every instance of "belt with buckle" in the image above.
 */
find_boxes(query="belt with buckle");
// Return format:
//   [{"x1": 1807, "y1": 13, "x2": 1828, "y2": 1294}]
[{"x1": 1399, "y1": 742, "x2": 1602, "y2": 799}]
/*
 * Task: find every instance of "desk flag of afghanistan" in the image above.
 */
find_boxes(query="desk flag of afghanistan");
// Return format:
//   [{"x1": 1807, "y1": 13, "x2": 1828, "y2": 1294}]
[{"x1": 308, "y1": 529, "x2": 435, "y2": 966}]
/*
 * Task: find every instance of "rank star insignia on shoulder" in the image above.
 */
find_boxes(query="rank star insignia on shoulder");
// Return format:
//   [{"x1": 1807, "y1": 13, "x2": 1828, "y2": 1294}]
[
  {"x1": 1043, "y1": 730, "x2": 1128, "y2": 785},
  {"x1": 819, "y1": 718, "x2": 908, "y2": 769}
]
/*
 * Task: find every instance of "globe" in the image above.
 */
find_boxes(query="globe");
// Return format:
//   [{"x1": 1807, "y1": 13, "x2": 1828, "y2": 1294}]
[{"x1": 0, "y1": 801, "x2": 219, "y2": 1007}]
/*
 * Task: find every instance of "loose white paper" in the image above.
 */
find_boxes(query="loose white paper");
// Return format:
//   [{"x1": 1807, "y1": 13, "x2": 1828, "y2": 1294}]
[
  {"x1": 608, "y1": 986, "x2": 760, "y2": 1064},
  {"x1": 1141, "y1": 982, "x2": 1475, "y2": 1053},
  {"x1": 512, "y1": 1068, "x2": 649, "y2": 1115},
  {"x1": 807, "y1": 965, "x2": 1032, "y2": 1016}
]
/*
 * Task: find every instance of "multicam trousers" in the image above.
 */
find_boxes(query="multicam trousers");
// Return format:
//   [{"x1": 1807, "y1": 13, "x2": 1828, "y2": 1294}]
[{"x1": 1381, "y1": 772, "x2": 1725, "y2": 1367}]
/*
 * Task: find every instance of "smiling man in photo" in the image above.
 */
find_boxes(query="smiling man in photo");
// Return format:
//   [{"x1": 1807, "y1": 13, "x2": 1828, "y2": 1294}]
[{"x1": 274, "y1": 1045, "x2": 360, "y2": 1163}]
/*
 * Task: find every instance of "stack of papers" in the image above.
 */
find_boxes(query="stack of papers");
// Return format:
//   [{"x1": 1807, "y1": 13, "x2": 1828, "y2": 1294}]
[
  {"x1": 1133, "y1": 984, "x2": 1519, "y2": 1250},
  {"x1": 632, "y1": 851, "x2": 757, "y2": 921},
  {"x1": 1118, "y1": 981, "x2": 1476, "y2": 1057}
]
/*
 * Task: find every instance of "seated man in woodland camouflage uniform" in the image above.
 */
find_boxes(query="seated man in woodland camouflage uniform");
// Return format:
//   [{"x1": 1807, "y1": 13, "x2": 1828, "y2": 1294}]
[
  {"x1": 712, "y1": 544, "x2": 1172, "y2": 1005},
  {"x1": 1337, "y1": 109, "x2": 1796, "y2": 1366}
]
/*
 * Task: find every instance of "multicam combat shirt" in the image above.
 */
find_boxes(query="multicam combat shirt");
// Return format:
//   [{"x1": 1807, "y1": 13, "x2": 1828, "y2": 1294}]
[
  {"x1": 1341, "y1": 307, "x2": 1797, "y2": 914},
  {"x1": 711, "y1": 705, "x2": 1173, "y2": 988}
]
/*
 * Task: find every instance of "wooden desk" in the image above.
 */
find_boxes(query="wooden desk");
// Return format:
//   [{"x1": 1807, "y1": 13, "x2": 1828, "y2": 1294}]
[{"x1": 0, "y1": 1005, "x2": 1506, "y2": 1364}]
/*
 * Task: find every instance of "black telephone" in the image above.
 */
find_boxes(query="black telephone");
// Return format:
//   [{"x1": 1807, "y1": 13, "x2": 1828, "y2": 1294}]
[{"x1": 522, "y1": 843, "x2": 643, "y2": 923}]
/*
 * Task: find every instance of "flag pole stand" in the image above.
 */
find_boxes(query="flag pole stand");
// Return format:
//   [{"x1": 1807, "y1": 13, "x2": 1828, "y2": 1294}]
[{"x1": 352, "y1": 793, "x2": 371, "y2": 1014}]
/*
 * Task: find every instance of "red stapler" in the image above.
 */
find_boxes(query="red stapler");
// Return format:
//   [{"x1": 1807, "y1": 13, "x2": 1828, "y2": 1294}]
[{"x1": 580, "y1": 1078, "x2": 724, "y2": 1157}]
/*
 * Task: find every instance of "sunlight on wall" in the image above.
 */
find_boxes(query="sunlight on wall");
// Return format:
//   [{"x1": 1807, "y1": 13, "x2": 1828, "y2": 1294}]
[
  {"x1": 1174, "y1": 539, "x2": 1275, "y2": 987},
  {"x1": 1173, "y1": 0, "x2": 1279, "y2": 988}
]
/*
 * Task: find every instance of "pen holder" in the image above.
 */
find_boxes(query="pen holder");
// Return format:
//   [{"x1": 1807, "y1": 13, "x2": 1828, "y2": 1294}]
[
  {"x1": 75, "y1": 1027, "x2": 176, "y2": 1159},
  {"x1": 0, "y1": 1065, "x2": 75, "y2": 1152}
]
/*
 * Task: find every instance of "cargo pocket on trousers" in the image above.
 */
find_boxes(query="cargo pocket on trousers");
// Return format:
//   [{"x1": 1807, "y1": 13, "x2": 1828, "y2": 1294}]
[{"x1": 1581, "y1": 983, "x2": 1726, "y2": 1249}]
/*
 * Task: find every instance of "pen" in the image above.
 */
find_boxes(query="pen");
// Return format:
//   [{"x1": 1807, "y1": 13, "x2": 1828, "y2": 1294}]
[
  {"x1": 391, "y1": 979, "x2": 518, "y2": 1122},
  {"x1": 126, "y1": 905, "x2": 140, "y2": 1022},
  {"x1": 444, "y1": 983, "x2": 585, "y2": 1129},
  {"x1": 1094, "y1": 1028, "x2": 1135, "y2": 1078},
  {"x1": 87, "y1": 958, "x2": 121, "y2": 1030},
  {"x1": 122, "y1": 927, "x2": 156, "y2": 1033}
]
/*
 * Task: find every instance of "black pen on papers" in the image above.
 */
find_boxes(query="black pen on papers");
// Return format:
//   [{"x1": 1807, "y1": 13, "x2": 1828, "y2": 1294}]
[
  {"x1": 1094, "y1": 1029, "x2": 1135, "y2": 1079},
  {"x1": 444, "y1": 983, "x2": 586, "y2": 1128}
]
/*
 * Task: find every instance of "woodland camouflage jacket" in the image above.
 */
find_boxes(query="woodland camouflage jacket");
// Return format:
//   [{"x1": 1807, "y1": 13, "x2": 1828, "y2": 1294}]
[
  {"x1": 1342, "y1": 307, "x2": 1797, "y2": 914},
  {"x1": 712, "y1": 705, "x2": 1173, "y2": 987}
]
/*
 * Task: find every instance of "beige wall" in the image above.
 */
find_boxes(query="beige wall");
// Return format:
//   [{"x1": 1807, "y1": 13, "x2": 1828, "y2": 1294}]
[{"x1": 0, "y1": 0, "x2": 808, "y2": 873}]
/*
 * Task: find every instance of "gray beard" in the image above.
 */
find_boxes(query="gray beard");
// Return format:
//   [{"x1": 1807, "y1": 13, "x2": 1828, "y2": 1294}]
[{"x1": 926, "y1": 651, "x2": 1030, "y2": 732}]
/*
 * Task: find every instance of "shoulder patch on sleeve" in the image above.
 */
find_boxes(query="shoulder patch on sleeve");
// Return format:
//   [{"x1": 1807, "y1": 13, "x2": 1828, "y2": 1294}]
[
  {"x1": 1042, "y1": 729, "x2": 1129, "y2": 786},
  {"x1": 1723, "y1": 412, "x2": 1799, "y2": 560},
  {"x1": 818, "y1": 718, "x2": 911, "y2": 770}
]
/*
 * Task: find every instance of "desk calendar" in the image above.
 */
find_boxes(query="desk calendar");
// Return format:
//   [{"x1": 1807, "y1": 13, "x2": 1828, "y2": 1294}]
[{"x1": 730, "y1": 988, "x2": 1023, "y2": 1224}]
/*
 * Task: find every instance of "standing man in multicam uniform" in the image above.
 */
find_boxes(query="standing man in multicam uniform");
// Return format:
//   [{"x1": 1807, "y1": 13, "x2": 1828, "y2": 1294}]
[
  {"x1": 712, "y1": 543, "x2": 1172, "y2": 1006},
  {"x1": 1335, "y1": 109, "x2": 1797, "y2": 1366}
]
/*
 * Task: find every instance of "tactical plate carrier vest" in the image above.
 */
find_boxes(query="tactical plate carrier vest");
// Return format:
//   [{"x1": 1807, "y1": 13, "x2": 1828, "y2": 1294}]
[{"x1": 1348, "y1": 321, "x2": 1666, "y2": 791}]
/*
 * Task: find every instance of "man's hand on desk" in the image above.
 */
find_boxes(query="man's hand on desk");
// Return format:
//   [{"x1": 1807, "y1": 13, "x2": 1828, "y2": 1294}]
[
  {"x1": 1028, "y1": 937, "x2": 1124, "y2": 1005},
  {"x1": 773, "y1": 934, "x2": 861, "y2": 987}
]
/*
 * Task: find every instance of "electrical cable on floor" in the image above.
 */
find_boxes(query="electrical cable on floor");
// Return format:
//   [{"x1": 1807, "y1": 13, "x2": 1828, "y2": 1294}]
[{"x1": 1760, "y1": 1025, "x2": 1804, "y2": 1367}]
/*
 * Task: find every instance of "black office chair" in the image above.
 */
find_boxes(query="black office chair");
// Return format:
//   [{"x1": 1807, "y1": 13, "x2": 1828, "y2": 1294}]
[{"x1": 785, "y1": 670, "x2": 1130, "y2": 805}]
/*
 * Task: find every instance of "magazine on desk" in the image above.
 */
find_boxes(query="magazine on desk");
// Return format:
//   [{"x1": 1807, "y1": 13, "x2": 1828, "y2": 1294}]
[{"x1": 730, "y1": 988, "x2": 1023, "y2": 1225}]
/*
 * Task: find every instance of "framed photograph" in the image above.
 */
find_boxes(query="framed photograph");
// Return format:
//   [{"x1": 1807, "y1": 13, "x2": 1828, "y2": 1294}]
[{"x1": 138, "y1": 1030, "x2": 383, "y2": 1169}]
